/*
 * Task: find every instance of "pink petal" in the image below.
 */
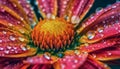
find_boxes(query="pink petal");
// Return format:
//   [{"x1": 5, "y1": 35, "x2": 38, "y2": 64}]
[
  {"x1": 79, "y1": 38, "x2": 118, "y2": 52},
  {"x1": 91, "y1": 45, "x2": 120, "y2": 61},
  {"x1": 77, "y1": 2, "x2": 120, "y2": 34},
  {"x1": 54, "y1": 52, "x2": 88, "y2": 69},
  {"x1": 24, "y1": 53, "x2": 58, "y2": 64},
  {"x1": 80, "y1": 56, "x2": 110, "y2": 69},
  {"x1": 37, "y1": 0, "x2": 57, "y2": 19}
]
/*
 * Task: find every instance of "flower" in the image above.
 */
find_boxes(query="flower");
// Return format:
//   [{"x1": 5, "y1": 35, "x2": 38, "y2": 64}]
[{"x1": 0, "y1": 0, "x2": 120, "y2": 69}]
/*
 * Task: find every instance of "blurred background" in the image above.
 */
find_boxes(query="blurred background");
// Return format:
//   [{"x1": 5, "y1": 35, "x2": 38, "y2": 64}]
[{"x1": 29, "y1": 0, "x2": 120, "y2": 69}]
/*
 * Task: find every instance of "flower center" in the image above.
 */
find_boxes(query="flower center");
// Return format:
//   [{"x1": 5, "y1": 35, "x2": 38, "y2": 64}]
[{"x1": 31, "y1": 18, "x2": 74, "y2": 50}]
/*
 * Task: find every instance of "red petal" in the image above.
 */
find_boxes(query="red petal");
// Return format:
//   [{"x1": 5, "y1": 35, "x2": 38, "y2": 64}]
[
  {"x1": 79, "y1": 38, "x2": 118, "y2": 53},
  {"x1": 78, "y1": 2, "x2": 120, "y2": 43},
  {"x1": 80, "y1": 56, "x2": 110, "y2": 69},
  {"x1": 37, "y1": 0, "x2": 57, "y2": 19},
  {"x1": 66, "y1": 0, "x2": 94, "y2": 24},
  {"x1": 91, "y1": 45, "x2": 120, "y2": 61},
  {"x1": 0, "y1": 0, "x2": 32, "y2": 31},
  {"x1": 54, "y1": 51, "x2": 88, "y2": 69},
  {"x1": 0, "y1": 28, "x2": 36, "y2": 58},
  {"x1": 0, "y1": 58, "x2": 24, "y2": 69},
  {"x1": 24, "y1": 53, "x2": 58, "y2": 64},
  {"x1": 0, "y1": 0, "x2": 37, "y2": 26},
  {"x1": 57, "y1": 0, "x2": 71, "y2": 17},
  {"x1": 0, "y1": 7, "x2": 31, "y2": 35},
  {"x1": 17, "y1": 0, "x2": 38, "y2": 25},
  {"x1": 77, "y1": 2, "x2": 120, "y2": 33}
]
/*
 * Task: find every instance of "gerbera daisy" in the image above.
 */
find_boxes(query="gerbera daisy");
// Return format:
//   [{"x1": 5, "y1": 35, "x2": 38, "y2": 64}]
[{"x1": 0, "y1": 0, "x2": 120, "y2": 69}]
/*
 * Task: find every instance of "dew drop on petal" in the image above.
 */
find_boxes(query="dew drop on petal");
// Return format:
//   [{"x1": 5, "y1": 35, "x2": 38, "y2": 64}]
[
  {"x1": 2, "y1": 31, "x2": 7, "y2": 34},
  {"x1": 108, "y1": 52, "x2": 112, "y2": 56},
  {"x1": 0, "y1": 40, "x2": 2, "y2": 43},
  {"x1": 4, "y1": 50, "x2": 9, "y2": 54},
  {"x1": 18, "y1": 37, "x2": 25, "y2": 42},
  {"x1": 43, "y1": 53, "x2": 51, "y2": 60},
  {"x1": 20, "y1": 45, "x2": 27, "y2": 51},
  {"x1": 0, "y1": 47, "x2": 4, "y2": 50},
  {"x1": 87, "y1": 31, "x2": 95, "y2": 39},
  {"x1": 9, "y1": 36, "x2": 16, "y2": 41},
  {"x1": 97, "y1": 27, "x2": 104, "y2": 33},
  {"x1": 19, "y1": 29, "x2": 25, "y2": 34},
  {"x1": 61, "y1": 64, "x2": 65, "y2": 69},
  {"x1": 95, "y1": 7, "x2": 103, "y2": 13},
  {"x1": 74, "y1": 59, "x2": 78, "y2": 63},
  {"x1": 7, "y1": 46, "x2": 12, "y2": 50}
]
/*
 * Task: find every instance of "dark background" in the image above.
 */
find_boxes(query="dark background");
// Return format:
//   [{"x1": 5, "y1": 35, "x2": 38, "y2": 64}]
[{"x1": 30, "y1": 0, "x2": 120, "y2": 69}]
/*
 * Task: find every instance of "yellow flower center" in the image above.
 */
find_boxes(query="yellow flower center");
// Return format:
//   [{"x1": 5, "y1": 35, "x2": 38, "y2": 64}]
[{"x1": 31, "y1": 18, "x2": 74, "y2": 50}]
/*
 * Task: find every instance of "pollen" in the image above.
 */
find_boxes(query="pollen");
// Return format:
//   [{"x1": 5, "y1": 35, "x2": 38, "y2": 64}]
[{"x1": 31, "y1": 18, "x2": 74, "y2": 50}]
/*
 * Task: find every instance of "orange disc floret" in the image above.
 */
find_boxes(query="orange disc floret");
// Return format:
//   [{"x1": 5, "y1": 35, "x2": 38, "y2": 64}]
[{"x1": 31, "y1": 18, "x2": 74, "y2": 50}]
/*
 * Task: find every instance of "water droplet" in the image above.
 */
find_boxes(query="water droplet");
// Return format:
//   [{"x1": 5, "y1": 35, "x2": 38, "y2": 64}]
[
  {"x1": 83, "y1": 52, "x2": 87, "y2": 54},
  {"x1": 2, "y1": 31, "x2": 7, "y2": 34},
  {"x1": 104, "y1": 64, "x2": 108, "y2": 68},
  {"x1": 112, "y1": 6, "x2": 117, "y2": 8},
  {"x1": 92, "y1": 54, "x2": 96, "y2": 58},
  {"x1": 96, "y1": 7, "x2": 103, "y2": 13},
  {"x1": 1, "y1": 8, "x2": 5, "y2": 12},
  {"x1": 21, "y1": 46, "x2": 27, "y2": 51},
  {"x1": 108, "y1": 52, "x2": 112, "y2": 55},
  {"x1": 63, "y1": 1, "x2": 67, "y2": 4},
  {"x1": 8, "y1": 23, "x2": 13, "y2": 27},
  {"x1": 19, "y1": 29, "x2": 25, "y2": 34},
  {"x1": 20, "y1": 17, "x2": 24, "y2": 21},
  {"x1": 97, "y1": 27, "x2": 104, "y2": 33},
  {"x1": 84, "y1": 43, "x2": 89, "y2": 47},
  {"x1": 4, "y1": 50, "x2": 9, "y2": 54},
  {"x1": 71, "y1": 15, "x2": 80, "y2": 24},
  {"x1": 15, "y1": 51, "x2": 18, "y2": 53},
  {"x1": 26, "y1": 0, "x2": 30, "y2": 3},
  {"x1": 7, "y1": 46, "x2": 12, "y2": 50},
  {"x1": 100, "y1": 34, "x2": 104, "y2": 37},
  {"x1": 0, "y1": 47, "x2": 4, "y2": 50},
  {"x1": 111, "y1": 16, "x2": 115, "y2": 18},
  {"x1": 43, "y1": 53, "x2": 51, "y2": 60},
  {"x1": 47, "y1": 13, "x2": 52, "y2": 19},
  {"x1": 74, "y1": 50, "x2": 80, "y2": 55},
  {"x1": 74, "y1": 59, "x2": 78, "y2": 63},
  {"x1": 87, "y1": 31, "x2": 95, "y2": 39},
  {"x1": 18, "y1": 37, "x2": 25, "y2": 42},
  {"x1": 9, "y1": 36, "x2": 16, "y2": 41},
  {"x1": 13, "y1": 47, "x2": 17, "y2": 50},
  {"x1": 61, "y1": 64, "x2": 65, "y2": 69},
  {"x1": 0, "y1": 40, "x2": 2, "y2": 43}
]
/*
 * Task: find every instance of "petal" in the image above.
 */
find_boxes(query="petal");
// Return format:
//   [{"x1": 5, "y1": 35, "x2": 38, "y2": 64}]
[
  {"x1": 79, "y1": 37, "x2": 118, "y2": 53},
  {"x1": 66, "y1": 0, "x2": 94, "y2": 24},
  {"x1": 0, "y1": 5, "x2": 32, "y2": 35},
  {"x1": 37, "y1": 0, "x2": 57, "y2": 19},
  {"x1": 24, "y1": 53, "x2": 58, "y2": 64},
  {"x1": 17, "y1": 0, "x2": 38, "y2": 26},
  {"x1": 0, "y1": 0, "x2": 37, "y2": 26},
  {"x1": 29, "y1": 64, "x2": 53, "y2": 69},
  {"x1": 79, "y1": 56, "x2": 110, "y2": 69},
  {"x1": 0, "y1": 58, "x2": 24, "y2": 69},
  {"x1": 57, "y1": 0, "x2": 71, "y2": 17},
  {"x1": 0, "y1": 0, "x2": 32, "y2": 31},
  {"x1": 54, "y1": 50, "x2": 88, "y2": 69},
  {"x1": 90, "y1": 45, "x2": 120, "y2": 61},
  {"x1": 78, "y1": 2, "x2": 120, "y2": 43},
  {"x1": 0, "y1": 28, "x2": 36, "y2": 58}
]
